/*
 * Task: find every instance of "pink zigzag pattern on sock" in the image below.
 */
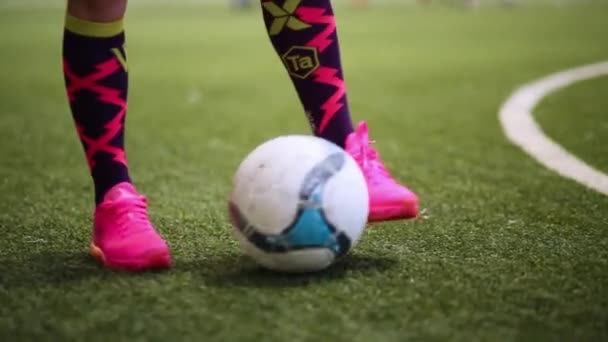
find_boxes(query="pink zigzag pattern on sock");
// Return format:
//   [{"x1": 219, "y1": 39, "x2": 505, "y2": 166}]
[
  {"x1": 296, "y1": 6, "x2": 346, "y2": 134},
  {"x1": 64, "y1": 57, "x2": 127, "y2": 170},
  {"x1": 296, "y1": 6, "x2": 335, "y2": 53},
  {"x1": 311, "y1": 67, "x2": 345, "y2": 133}
]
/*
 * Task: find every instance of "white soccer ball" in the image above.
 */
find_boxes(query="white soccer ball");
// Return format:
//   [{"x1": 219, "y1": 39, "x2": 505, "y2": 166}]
[{"x1": 229, "y1": 135, "x2": 369, "y2": 273}]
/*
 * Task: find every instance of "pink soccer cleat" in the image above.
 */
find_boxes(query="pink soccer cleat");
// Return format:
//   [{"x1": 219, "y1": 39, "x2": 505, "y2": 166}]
[
  {"x1": 91, "y1": 182, "x2": 172, "y2": 271},
  {"x1": 345, "y1": 121, "x2": 419, "y2": 222}
]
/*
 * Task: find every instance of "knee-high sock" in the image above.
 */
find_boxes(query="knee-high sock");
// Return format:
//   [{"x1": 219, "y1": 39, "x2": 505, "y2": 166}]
[
  {"x1": 261, "y1": 0, "x2": 354, "y2": 147},
  {"x1": 63, "y1": 15, "x2": 131, "y2": 204}
]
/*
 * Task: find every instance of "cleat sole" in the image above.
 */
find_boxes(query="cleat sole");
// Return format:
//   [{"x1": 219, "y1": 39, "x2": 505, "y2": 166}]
[{"x1": 90, "y1": 242, "x2": 172, "y2": 271}]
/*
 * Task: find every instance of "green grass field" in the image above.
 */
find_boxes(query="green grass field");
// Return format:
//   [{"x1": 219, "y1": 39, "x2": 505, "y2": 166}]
[{"x1": 1, "y1": 1, "x2": 608, "y2": 341}]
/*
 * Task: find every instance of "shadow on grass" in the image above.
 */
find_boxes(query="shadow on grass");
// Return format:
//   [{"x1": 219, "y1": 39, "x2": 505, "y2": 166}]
[
  {"x1": 0, "y1": 249, "x2": 398, "y2": 290},
  {"x1": 183, "y1": 253, "x2": 398, "y2": 288},
  {"x1": 0, "y1": 250, "x2": 106, "y2": 290}
]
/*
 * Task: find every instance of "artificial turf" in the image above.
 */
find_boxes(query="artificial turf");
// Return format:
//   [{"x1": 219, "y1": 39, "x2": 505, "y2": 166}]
[{"x1": 1, "y1": 1, "x2": 607, "y2": 341}]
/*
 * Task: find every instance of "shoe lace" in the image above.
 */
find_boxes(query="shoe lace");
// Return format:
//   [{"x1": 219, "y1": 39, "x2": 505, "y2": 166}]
[
  {"x1": 349, "y1": 132, "x2": 393, "y2": 185},
  {"x1": 109, "y1": 197, "x2": 151, "y2": 237}
]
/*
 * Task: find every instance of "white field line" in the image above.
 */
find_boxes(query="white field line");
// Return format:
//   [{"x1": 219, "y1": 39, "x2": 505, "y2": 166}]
[{"x1": 499, "y1": 61, "x2": 608, "y2": 196}]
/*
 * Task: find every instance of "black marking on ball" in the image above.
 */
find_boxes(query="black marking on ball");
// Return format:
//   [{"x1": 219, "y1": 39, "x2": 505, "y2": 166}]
[{"x1": 230, "y1": 151, "x2": 352, "y2": 256}]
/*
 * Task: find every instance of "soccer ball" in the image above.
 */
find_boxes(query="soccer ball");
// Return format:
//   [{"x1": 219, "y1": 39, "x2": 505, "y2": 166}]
[{"x1": 229, "y1": 135, "x2": 369, "y2": 273}]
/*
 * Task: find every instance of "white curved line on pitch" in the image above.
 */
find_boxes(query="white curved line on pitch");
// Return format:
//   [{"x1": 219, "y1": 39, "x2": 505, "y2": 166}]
[{"x1": 499, "y1": 61, "x2": 608, "y2": 196}]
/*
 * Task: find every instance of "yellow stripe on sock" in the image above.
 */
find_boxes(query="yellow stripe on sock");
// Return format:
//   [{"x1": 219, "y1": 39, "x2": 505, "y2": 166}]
[
  {"x1": 65, "y1": 14, "x2": 123, "y2": 38},
  {"x1": 111, "y1": 48, "x2": 128, "y2": 71}
]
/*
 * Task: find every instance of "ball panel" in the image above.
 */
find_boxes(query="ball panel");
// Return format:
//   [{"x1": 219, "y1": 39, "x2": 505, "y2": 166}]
[
  {"x1": 231, "y1": 135, "x2": 342, "y2": 234},
  {"x1": 232, "y1": 229, "x2": 336, "y2": 273},
  {"x1": 230, "y1": 201, "x2": 351, "y2": 257},
  {"x1": 229, "y1": 135, "x2": 369, "y2": 273},
  {"x1": 322, "y1": 152, "x2": 369, "y2": 249}
]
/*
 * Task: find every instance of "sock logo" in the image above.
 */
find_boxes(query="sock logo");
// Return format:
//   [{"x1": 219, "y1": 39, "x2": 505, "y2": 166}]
[
  {"x1": 262, "y1": 0, "x2": 311, "y2": 36},
  {"x1": 282, "y1": 45, "x2": 319, "y2": 79}
]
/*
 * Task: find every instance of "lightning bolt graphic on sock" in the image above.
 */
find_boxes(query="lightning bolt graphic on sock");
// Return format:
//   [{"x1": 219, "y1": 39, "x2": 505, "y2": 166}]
[
  {"x1": 296, "y1": 6, "x2": 335, "y2": 53},
  {"x1": 64, "y1": 57, "x2": 128, "y2": 169},
  {"x1": 312, "y1": 67, "x2": 345, "y2": 133},
  {"x1": 296, "y1": 6, "x2": 346, "y2": 134}
]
